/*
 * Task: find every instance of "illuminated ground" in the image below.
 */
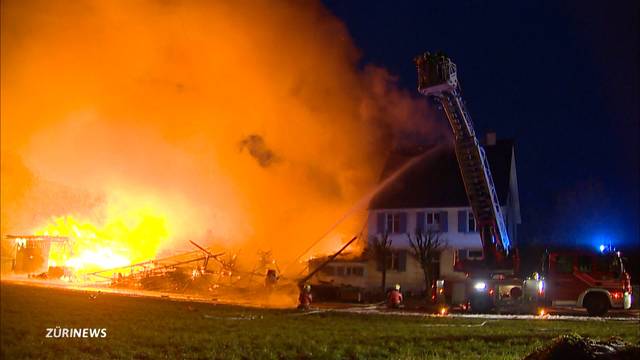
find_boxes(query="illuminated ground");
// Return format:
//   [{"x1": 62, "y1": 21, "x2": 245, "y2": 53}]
[{"x1": 1, "y1": 282, "x2": 638, "y2": 359}]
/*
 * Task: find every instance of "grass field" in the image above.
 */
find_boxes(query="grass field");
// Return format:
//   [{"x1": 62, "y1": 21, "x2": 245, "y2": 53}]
[{"x1": 1, "y1": 282, "x2": 638, "y2": 359}]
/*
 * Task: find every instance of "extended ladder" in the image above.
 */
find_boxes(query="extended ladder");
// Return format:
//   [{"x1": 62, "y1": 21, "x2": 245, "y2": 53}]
[{"x1": 414, "y1": 52, "x2": 511, "y2": 270}]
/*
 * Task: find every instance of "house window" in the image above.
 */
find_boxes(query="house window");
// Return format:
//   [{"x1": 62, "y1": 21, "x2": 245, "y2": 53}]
[
  {"x1": 426, "y1": 211, "x2": 440, "y2": 231},
  {"x1": 385, "y1": 250, "x2": 407, "y2": 272},
  {"x1": 351, "y1": 266, "x2": 364, "y2": 277},
  {"x1": 334, "y1": 265, "x2": 365, "y2": 277},
  {"x1": 344, "y1": 266, "x2": 364, "y2": 277},
  {"x1": 467, "y1": 211, "x2": 477, "y2": 232},
  {"x1": 457, "y1": 249, "x2": 483, "y2": 261},
  {"x1": 320, "y1": 266, "x2": 335, "y2": 276},
  {"x1": 417, "y1": 211, "x2": 448, "y2": 233},
  {"x1": 467, "y1": 249, "x2": 483, "y2": 259},
  {"x1": 383, "y1": 213, "x2": 405, "y2": 234}
]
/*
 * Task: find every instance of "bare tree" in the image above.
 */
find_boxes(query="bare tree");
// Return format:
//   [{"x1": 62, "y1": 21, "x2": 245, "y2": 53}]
[
  {"x1": 407, "y1": 228, "x2": 446, "y2": 294},
  {"x1": 370, "y1": 232, "x2": 393, "y2": 292}
]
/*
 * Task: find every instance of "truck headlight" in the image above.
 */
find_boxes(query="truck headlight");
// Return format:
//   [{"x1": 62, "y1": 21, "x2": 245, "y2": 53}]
[{"x1": 474, "y1": 281, "x2": 486, "y2": 291}]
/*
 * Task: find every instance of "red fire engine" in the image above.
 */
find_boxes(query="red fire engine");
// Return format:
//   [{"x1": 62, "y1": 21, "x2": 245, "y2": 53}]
[
  {"x1": 414, "y1": 52, "x2": 632, "y2": 315},
  {"x1": 540, "y1": 247, "x2": 632, "y2": 316}
]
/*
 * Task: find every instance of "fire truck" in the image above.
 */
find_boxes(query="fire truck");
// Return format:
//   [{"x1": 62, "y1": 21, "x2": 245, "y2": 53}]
[
  {"x1": 414, "y1": 51, "x2": 632, "y2": 316},
  {"x1": 539, "y1": 247, "x2": 632, "y2": 316}
]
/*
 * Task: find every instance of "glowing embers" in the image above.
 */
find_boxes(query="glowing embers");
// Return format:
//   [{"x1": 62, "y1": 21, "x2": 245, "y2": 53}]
[
  {"x1": 65, "y1": 247, "x2": 130, "y2": 270},
  {"x1": 34, "y1": 205, "x2": 170, "y2": 274}
]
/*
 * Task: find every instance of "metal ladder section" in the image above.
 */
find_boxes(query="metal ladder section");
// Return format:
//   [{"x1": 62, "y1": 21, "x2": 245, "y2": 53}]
[{"x1": 437, "y1": 90, "x2": 511, "y2": 261}]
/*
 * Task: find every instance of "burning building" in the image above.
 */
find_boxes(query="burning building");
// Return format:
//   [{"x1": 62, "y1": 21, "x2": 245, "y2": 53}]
[
  {"x1": 1, "y1": 1, "x2": 450, "y2": 283},
  {"x1": 5, "y1": 235, "x2": 68, "y2": 274}
]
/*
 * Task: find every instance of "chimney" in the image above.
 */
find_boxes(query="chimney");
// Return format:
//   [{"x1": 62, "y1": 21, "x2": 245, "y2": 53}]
[{"x1": 485, "y1": 132, "x2": 497, "y2": 146}]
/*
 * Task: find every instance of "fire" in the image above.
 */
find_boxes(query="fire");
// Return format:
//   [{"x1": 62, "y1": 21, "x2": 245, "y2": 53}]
[
  {"x1": 35, "y1": 198, "x2": 171, "y2": 273},
  {"x1": 316, "y1": 233, "x2": 360, "y2": 258},
  {"x1": 64, "y1": 247, "x2": 130, "y2": 271},
  {"x1": 1, "y1": 0, "x2": 445, "y2": 275}
]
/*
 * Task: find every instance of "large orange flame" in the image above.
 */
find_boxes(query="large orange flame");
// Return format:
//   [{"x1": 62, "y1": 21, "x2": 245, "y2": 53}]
[{"x1": 1, "y1": 1, "x2": 445, "y2": 274}]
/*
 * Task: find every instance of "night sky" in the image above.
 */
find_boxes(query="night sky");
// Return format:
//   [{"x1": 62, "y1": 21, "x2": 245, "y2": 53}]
[{"x1": 322, "y1": 1, "x2": 639, "y2": 251}]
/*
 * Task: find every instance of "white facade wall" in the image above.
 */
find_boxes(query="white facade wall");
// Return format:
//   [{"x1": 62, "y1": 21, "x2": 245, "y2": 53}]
[
  {"x1": 367, "y1": 206, "x2": 511, "y2": 285},
  {"x1": 367, "y1": 207, "x2": 511, "y2": 250}
]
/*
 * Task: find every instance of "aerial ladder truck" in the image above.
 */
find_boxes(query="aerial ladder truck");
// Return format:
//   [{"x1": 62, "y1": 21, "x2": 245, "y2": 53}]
[
  {"x1": 414, "y1": 52, "x2": 632, "y2": 315},
  {"x1": 414, "y1": 51, "x2": 523, "y2": 313},
  {"x1": 414, "y1": 52, "x2": 514, "y2": 274}
]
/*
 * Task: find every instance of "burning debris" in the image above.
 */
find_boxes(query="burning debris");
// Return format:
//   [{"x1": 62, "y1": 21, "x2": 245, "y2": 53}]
[
  {"x1": 32, "y1": 213, "x2": 169, "y2": 274},
  {"x1": 3, "y1": 226, "x2": 365, "y2": 309}
]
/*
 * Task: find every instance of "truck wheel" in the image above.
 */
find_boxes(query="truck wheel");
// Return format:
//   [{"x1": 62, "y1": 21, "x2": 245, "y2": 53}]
[{"x1": 584, "y1": 293, "x2": 609, "y2": 316}]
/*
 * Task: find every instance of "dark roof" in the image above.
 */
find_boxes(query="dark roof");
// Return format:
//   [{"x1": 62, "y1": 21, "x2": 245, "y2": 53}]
[{"x1": 369, "y1": 140, "x2": 514, "y2": 209}]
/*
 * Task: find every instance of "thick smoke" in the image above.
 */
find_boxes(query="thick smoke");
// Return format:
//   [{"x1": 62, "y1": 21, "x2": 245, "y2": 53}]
[{"x1": 1, "y1": 1, "x2": 447, "y2": 268}]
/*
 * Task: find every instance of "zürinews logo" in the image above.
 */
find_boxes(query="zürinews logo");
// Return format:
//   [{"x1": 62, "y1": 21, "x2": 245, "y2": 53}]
[{"x1": 46, "y1": 327, "x2": 108, "y2": 338}]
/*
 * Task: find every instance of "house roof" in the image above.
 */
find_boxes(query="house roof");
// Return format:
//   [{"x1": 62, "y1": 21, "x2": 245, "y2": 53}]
[{"x1": 369, "y1": 140, "x2": 514, "y2": 209}]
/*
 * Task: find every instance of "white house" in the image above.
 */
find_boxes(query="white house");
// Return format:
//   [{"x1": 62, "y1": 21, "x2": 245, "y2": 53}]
[{"x1": 309, "y1": 135, "x2": 521, "y2": 296}]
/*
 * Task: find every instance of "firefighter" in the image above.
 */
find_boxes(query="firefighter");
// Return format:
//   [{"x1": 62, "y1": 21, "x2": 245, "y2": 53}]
[
  {"x1": 387, "y1": 283, "x2": 403, "y2": 309},
  {"x1": 298, "y1": 284, "x2": 313, "y2": 310}
]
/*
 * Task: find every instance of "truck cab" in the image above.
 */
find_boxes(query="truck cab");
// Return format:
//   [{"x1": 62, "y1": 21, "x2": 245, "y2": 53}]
[{"x1": 541, "y1": 248, "x2": 632, "y2": 316}]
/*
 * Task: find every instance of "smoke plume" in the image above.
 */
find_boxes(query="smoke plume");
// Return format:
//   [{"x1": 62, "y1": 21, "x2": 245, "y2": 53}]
[{"x1": 1, "y1": 0, "x2": 447, "y2": 268}]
